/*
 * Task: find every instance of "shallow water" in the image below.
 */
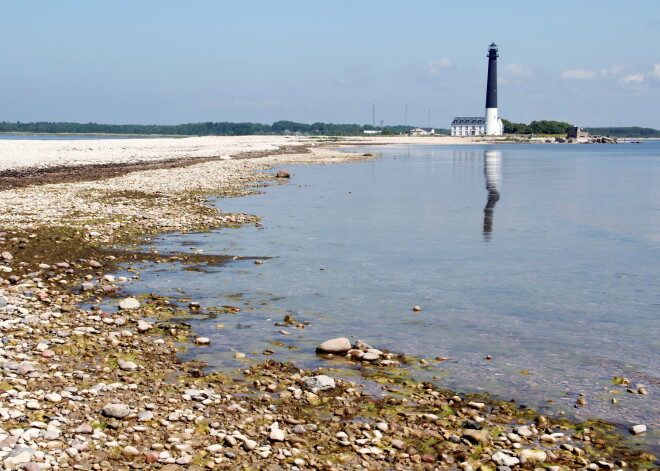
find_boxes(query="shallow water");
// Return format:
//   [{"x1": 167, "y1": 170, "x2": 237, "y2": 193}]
[{"x1": 116, "y1": 143, "x2": 659, "y2": 448}]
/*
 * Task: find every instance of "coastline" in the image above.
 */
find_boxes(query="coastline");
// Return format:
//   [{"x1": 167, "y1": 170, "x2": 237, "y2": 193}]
[{"x1": 0, "y1": 136, "x2": 656, "y2": 469}]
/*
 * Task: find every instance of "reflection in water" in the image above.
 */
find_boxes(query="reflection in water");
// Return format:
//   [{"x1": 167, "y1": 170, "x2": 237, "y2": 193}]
[{"x1": 483, "y1": 150, "x2": 501, "y2": 241}]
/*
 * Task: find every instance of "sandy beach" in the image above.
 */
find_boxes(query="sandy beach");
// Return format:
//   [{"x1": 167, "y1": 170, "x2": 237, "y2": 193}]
[{"x1": 0, "y1": 136, "x2": 655, "y2": 470}]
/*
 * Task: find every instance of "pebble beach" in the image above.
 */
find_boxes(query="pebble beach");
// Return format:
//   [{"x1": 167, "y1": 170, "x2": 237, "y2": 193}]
[{"x1": 0, "y1": 135, "x2": 656, "y2": 470}]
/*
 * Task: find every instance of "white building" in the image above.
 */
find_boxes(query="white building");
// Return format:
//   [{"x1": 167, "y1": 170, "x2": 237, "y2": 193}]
[
  {"x1": 451, "y1": 117, "x2": 485, "y2": 136},
  {"x1": 406, "y1": 127, "x2": 435, "y2": 136}
]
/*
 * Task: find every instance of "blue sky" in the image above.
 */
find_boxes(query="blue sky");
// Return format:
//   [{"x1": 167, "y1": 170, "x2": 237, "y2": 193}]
[{"x1": 2, "y1": 0, "x2": 659, "y2": 128}]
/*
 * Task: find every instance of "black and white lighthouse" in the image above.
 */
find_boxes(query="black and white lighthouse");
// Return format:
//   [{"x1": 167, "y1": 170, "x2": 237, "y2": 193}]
[{"x1": 485, "y1": 43, "x2": 503, "y2": 135}]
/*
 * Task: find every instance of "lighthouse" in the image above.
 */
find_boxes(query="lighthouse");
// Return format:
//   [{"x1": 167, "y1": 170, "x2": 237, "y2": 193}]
[{"x1": 485, "y1": 43, "x2": 503, "y2": 135}]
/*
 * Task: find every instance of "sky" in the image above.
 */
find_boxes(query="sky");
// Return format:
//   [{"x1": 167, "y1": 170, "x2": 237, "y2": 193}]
[{"x1": 1, "y1": 0, "x2": 659, "y2": 129}]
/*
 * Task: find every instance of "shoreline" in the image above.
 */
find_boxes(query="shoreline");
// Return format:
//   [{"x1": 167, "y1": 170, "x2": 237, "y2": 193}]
[{"x1": 0, "y1": 137, "x2": 656, "y2": 469}]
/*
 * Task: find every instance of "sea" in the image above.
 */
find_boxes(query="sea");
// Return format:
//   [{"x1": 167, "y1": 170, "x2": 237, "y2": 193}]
[{"x1": 108, "y1": 142, "x2": 659, "y2": 450}]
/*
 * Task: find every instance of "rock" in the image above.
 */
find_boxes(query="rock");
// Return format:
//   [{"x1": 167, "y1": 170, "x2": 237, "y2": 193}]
[
  {"x1": 391, "y1": 439, "x2": 405, "y2": 450},
  {"x1": 118, "y1": 297, "x2": 140, "y2": 310},
  {"x1": 462, "y1": 429, "x2": 490, "y2": 445},
  {"x1": 20, "y1": 463, "x2": 40, "y2": 471},
  {"x1": 102, "y1": 403, "x2": 131, "y2": 419},
  {"x1": 44, "y1": 393, "x2": 62, "y2": 403},
  {"x1": 194, "y1": 337, "x2": 211, "y2": 345},
  {"x1": 276, "y1": 170, "x2": 290, "y2": 178},
  {"x1": 1, "y1": 251, "x2": 13, "y2": 261},
  {"x1": 234, "y1": 352, "x2": 246, "y2": 359},
  {"x1": 118, "y1": 359, "x2": 138, "y2": 371},
  {"x1": 137, "y1": 411, "x2": 154, "y2": 422},
  {"x1": 16, "y1": 362, "x2": 36, "y2": 376},
  {"x1": 122, "y1": 446, "x2": 140, "y2": 457},
  {"x1": 302, "y1": 375, "x2": 336, "y2": 391},
  {"x1": 362, "y1": 352, "x2": 381, "y2": 361},
  {"x1": 88, "y1": 260, "x2": 102, "y2": 268},
  {"x1": 316, "y1": 337, "x2": 351, "y2": 354},
  {"x1": 413, "y1": 305, "x2": 421, "y2": 312},
  {"x1": 75, "y1": 423, "x2": 94, "y2": 434},
  {"x1": 3, "y1": 447, "x2": 35, "y2": 468},
  {"x1": 269, "y1": 428, "x2": 286, "y2": 442},
  {"x1": 145, "y1": 451, "x2": 159, "y2": 463},
  {"x1": 629, "y1": 424, "x2": 646, "y2": 435},
  {"x1": 492, "y1": 451, "x2": 520, "y2": 467},
  {"x1": 518, "y1": 449, "x2": 547, "y2": 463},
  {"x1": 137, "y1": 320, "x2": 152, "y2": 333},
  {"x1": 516, "y1": 425, "x2": 534, "y2": 437}
]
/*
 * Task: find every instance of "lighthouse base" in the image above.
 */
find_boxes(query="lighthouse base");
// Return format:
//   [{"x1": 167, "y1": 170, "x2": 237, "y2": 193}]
[{"x1": 485, "y1": 108, "x2": 503, "y2": 135}]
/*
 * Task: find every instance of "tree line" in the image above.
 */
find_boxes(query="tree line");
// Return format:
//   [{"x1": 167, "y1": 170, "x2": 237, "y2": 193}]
[
  {"x1": 0, "y1": 121, "x2": 449, "y2": 137},
  {"x1": 502, "y1": 119, "x2": 660, "y2": 137},
  {"x1": 502, "y1": 119, "x2": 573, "y2": 135}
]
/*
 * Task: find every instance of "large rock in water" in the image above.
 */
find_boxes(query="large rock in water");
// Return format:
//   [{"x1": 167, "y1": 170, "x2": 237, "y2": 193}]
[
  {"x1": 316, "y1": 337, "x2": 351, "y2": 354},
  {"x1": 302, "y1": 375, "x2": 336, "y2": 391},
  {"x1": 118, "y1": 297, "x2": 140, "y2": 310}
]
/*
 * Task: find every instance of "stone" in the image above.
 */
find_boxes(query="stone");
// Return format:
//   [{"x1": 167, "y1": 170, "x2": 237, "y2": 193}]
[
  {"x1": 122, "y1": 446, "x2": 140, "y2": 457},
  {"x1": 137, "y1": 411, "x2": 154, "y2": 421},
  {"x1": 362, "y1": 352, "x2": 380, "y2": 361},
  {"x1": 1, "y1": 251, "x2": 13, "y2": 261},
  {"x1": 118, "y1": 359, "x2": 138, "y2": 371},
  {"x1": 118, "y1": 297, "x2": 140, "y2": 310},
  {"x1": 492, "y1": 451, "x2": 520, "y2": 467},
  {"x1": 316, "y1": 337, "x2": 351, "y2": 354},
  {"x1": 137, "y1": 320, "x2": 152, "y2": 332},
  {"x1": 269, "y1": 428, "x2": 286, "y2": 442},
  {"x1": 391, "y1": 439, "x2": 405, "y2": 450},
  {"x1": 462, "y1": 429, "x2": 490, "y2": 445},
  {"x1": 3, "y1": 447, "x2": 35, "y2": 468},
  {"x1": 20, "y1": 463, "x2": 40, "y2": 471},
  {"x1": 302, "y1": 375, "x2": 336, "y2": 391},
  {"x1": 629, "y1": 424, "x2": 646, "y2": 435},
  {"x1": 102, "y1": 403, "x2": 131, "y2": 419},
  {"x1": 516, "y1": 425, "x2": 534, "y2": 437},
  {"x1": 75, "y1": 423, "x2": 94, "y2": 434},
  {"x1": 44, "y1": 393, "x2": 62, "y2": 403},
  {"x1": 276, "y1": 169, "x2": 290, "y2": 178},
  {"x1": 518, "y1": 449, "x2": 547, "y2": 463},
  {"x1": 194, "y1": 337, "x2": 211, "y2": 345}
]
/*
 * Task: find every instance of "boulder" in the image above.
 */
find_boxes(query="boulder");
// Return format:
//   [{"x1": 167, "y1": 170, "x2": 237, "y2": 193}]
[
  {"x1": 102, "y1": 403, "x2": 131, "y2": 419},
  {"x1": 118, "y1": 297, "x2": 140, "y2": 310},
  {"x1": 316, "y1": 337, "x2": 351, "y2": 354},
  {"x1": 302, "y1": 375, "x2": 336, "y2": 391}
]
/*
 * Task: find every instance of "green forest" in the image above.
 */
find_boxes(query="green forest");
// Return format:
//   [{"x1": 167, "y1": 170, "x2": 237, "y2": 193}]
[
  {"x1": 502, "y1": 119, "x2": 660, "y2": 137},
  {"x1": 0, "y1": 120, "x2": 658, "y2": 137}
]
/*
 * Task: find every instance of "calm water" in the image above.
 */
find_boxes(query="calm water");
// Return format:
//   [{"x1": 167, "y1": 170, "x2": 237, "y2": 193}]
[{"x1": 116, "y1": 143, "x2": 659, "y2": 446}]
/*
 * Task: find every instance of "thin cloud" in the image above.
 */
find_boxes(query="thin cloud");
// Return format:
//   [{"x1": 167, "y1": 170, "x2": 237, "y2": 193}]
[
  {"x1": 402, "y1": 58, "x2": 453, "y2": 80},
  {"x1": 424, "y1": 58, "x2": 452, "y2": 76},
  {"x1": 620, "y1": 74, "x2": 644, "y2": 84},
  {"x1": 561, "y1": 68, "x2": 597, "y2": 80},
  {"x1": 652, "y1": 64, "x2": 660, "y2": 79},
  {"x1": 504, "y1": 63, "x2": 535, "y2": 79}
]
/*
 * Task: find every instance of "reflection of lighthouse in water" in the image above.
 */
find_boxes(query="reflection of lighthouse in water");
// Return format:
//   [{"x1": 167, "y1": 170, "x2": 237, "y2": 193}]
[{"x1": 483, "y1": 150, "x2": 501, "y2": 241}]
